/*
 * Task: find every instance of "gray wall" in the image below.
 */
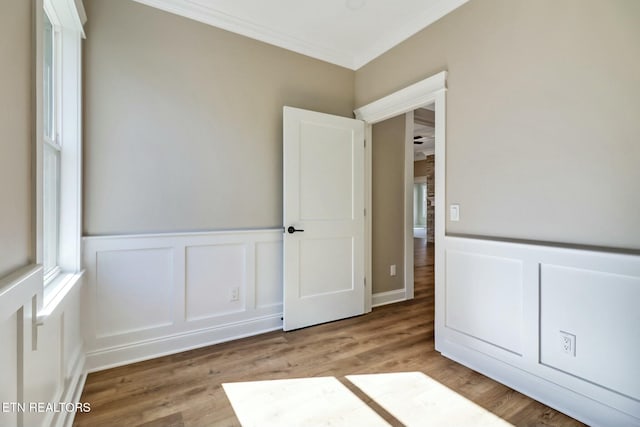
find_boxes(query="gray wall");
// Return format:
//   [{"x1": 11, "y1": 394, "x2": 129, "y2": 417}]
[
  {"x1": 83, "y1": 0, "x2": 355, "y2": 235},
  {"x1": 356, "y1": 0, "x2": 640, "y2": 251},
  {"x1": 372, "y1": 115, "x2": 406, "y2": 293},
  {"x1": 0, "y1": 0, "x2": 33, "y2": 278}
]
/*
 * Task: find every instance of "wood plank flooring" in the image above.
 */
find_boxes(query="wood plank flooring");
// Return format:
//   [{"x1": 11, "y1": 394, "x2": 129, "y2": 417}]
[{"x1": 74, "y1": 239, "x2": 585, "y2": 427}]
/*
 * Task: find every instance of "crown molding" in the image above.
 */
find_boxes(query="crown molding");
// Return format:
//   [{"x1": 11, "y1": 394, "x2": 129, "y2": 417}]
[
  {"x1": 132, "y1": 0, "x2": 356, "y2": 69},
  {"x1": 132, "y1": 0, "x2": 467, "y2": 71},
  {"x1": 353, "y1": 0, "x2": 469, "y2": 69}
]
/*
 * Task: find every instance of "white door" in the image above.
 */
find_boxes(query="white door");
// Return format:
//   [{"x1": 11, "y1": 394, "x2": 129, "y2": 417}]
[{"x1": 283, "y1": 106, "x2": 365, "y2": 331}]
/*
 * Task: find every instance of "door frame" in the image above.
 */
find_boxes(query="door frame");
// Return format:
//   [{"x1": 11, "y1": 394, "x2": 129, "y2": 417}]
[{"x1": 354, "y1": 71, "x2": 447, "y2": 312}]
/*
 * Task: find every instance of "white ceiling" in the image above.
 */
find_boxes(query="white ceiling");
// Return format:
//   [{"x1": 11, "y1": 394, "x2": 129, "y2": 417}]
[{"x1": 132, "y1": 0, "x2": 468, "y2": 70}]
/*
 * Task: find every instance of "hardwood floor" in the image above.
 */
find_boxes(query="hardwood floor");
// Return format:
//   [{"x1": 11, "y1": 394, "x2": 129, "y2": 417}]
[{"x1": 75, "y1": 239, "x2": 584, "y2": 427}]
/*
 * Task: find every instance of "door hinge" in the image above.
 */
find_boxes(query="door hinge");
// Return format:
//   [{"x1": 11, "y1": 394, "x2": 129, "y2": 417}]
[
  {"x1": 364, "y1": 278, "x2": 366, "y2": 288},
  {"x1": 364, "y1": 139, "x2": 366, "y2": 148},
  {"x1": 364, "y1": 208, "x2": 366, "y2": 216}
]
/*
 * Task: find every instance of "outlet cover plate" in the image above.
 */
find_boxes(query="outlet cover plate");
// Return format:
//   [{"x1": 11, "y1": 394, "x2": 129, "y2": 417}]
[{"x1": 559, "y1": 331, "x2": 576, "y2": 357}]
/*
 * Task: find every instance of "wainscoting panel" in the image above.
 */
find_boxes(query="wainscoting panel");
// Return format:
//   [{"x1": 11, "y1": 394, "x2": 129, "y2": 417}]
[
  {"x1": 445, "y1": 250, "x2": 523, "y2": 355},
  {"x1": 185, "y1": 244, "x2": 247, "y2": 321},
  {"x1": 437, "y1": 236, "x2": 640, "y2": 426},
  {"x1": 96, "y1": 248, "x2": 174, "y2": 337},
  {"x1": 255, "y1": 241, "x2": 283, "y2": 309},
  {"x1": 83, "y1": 229, "x2": 284, "y2": 372},
  {"x1": 0, "y1": 265, "x2": 86, "y2": 427},
  {"x1": 540, "y1": 264, "x2": 640, "y2": 401}
]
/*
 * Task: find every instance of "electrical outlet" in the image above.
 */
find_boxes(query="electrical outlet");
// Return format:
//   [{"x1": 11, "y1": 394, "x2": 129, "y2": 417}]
[
  {"x1": 390, "y1": 264, "x2": 397, "y2": 277},
  {"x1": 560, "y1": 331, "x2": 576, "y2": 356},
  {"x1": 230, "y1": 287, "x2": 240, "y2": 302}
]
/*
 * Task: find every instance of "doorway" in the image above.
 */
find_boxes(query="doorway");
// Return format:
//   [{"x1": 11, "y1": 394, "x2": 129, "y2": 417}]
[
  {"x1": 368, "y1": 104, "x2": 436, "y2": 306},
  {"x1": 355, "y1": 71, "x2": 446, "y2": 313},
  {"x1": 413, "y1": 104, "x2": 435, "y2": 244}
]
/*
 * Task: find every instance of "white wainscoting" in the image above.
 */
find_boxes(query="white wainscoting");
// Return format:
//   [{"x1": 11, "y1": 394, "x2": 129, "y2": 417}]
[
  {"x1": 83, "y1": 229, "x2": 284, "y2": 372},
  {"x1": 0, "y1": 265, "x2": 86, "y2": 427},
  {"x1": 437, "y1": 236, "x2": 640, "y2": 426}
]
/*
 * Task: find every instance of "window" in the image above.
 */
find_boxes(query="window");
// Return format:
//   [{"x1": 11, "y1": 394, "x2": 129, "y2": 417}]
[
  {"x1": 42, "y1": 10, "x2": 61, "y2": 281},
  {"x1": 38, "y1": 0, "x2": 85, "y2": 298}
]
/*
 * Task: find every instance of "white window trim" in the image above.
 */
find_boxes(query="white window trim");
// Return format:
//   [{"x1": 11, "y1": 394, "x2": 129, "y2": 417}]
[{"x1": 36, "y1": 0, "x2": 86, "y2": 311}]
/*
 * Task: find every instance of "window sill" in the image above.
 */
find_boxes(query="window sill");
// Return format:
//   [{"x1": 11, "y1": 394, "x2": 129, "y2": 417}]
[{"x1": 40, "y1": 270, "x2": 85, "y2": 321}]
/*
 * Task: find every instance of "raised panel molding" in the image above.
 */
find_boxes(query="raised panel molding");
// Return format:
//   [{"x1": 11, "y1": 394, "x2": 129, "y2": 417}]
[
  {"x1": 540, "y1": 264, "x2": 640, "y2": 401},
  {"x1": 255, "y1": 241, "x2": 283, "y2": 309},
  {"x1": 96, "y1": 248, "x2": 174, "y2": 338},
  {"x1": 445, "y1": 250, "x2": 523, "y2": 355},
  {"x1": 438, "y1": 236, "x2": 640, "y2": 426},
  {"x1": 83, "y1": 229, "x2": 283, "y2": 371},
  {"x1": 185, "y1": 244, "x2": 247, "y2": 321},
  {"x1": 0, "y1": 266, "x2": 86, "y2": 427}
]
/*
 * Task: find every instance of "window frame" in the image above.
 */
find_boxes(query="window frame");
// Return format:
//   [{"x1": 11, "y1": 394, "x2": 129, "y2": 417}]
[
  {"x1": 36, "y1": 0, "x2": 86, "y2": 305},
  {"x1": 42, "y1": 6, "x2": 62, "y2": 283}
]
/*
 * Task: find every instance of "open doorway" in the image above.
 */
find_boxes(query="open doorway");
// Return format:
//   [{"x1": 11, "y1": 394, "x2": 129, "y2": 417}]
[
  {"x1": 355, "y1": 71, "x2": 446, "y2": 313},
  {"x1": 363, "y1": 100, "x2": 440, "y2": 308},
  {"x1": 413, "y1": 105, "x2": 435, "y2": 243},
  {"x1": 412, "y1": 105, "x2": 436, "y2": 309}
]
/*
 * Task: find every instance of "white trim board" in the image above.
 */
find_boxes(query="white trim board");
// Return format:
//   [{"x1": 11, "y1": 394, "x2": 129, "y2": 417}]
[
  {"x1": 371, "y1": 289, "x2": 407, "y2": 308},
  {"x1": 52, "y1": 346, "x2": 87, "y2": 427},
  {"x1": 355, "y1": 72, "x2": 447, "y2": 122},
  {"x1": 352, "y1": 0, "x2": 469, "y2": 69},
  {"x1": 355, "y1": 71, "x2": 447, "y2": 318},
  {"x1": 0, "y1": 264, "x2": 86, "y2": 427},
  {"x1": 86, "y1": 314, "x2": 282, "y2": 372},
  {"x1": 441, "y1": 333, "x2": 640, "y2": 427},
  {"x1": 132, "y1": 0, "x2": 353, "y2": 68},
  {"x1": 131, "y1": 0, "x2": 468, "y2": 70},
  {"x1": 0, "y1": 265, "x2": 43, "y2": 321}
]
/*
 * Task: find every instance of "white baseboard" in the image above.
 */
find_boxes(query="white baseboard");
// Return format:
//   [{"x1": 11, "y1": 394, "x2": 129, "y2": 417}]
[
  {"x1": 56, "y1": 345, "x2": 87, "y2": 427},
  {"x1": 439, "y1": 339, "x2": 640, "y2": 427},
  {"x1": 86, "y1": 313, "x2": 283, "y2": 372},
  {"x1": 372, "y1": 289, "x2": 406, "y2": 307}
]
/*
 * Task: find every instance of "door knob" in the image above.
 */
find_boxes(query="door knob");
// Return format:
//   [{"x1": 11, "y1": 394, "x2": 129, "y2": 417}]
[{"x1": 287, "y1": 226, "x2": 304, "y2": 234}]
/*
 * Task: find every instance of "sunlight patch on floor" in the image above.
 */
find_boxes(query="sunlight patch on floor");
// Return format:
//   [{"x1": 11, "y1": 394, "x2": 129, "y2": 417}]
[
  {"x1": 222, "y1": 376, "x2": 390, "y2": 427},
  {"x1": 347, "y1": 372, "x2": 514, "y2": 427},
  {"x1": 223, "y1": 372, "x2": 514, "y2": 427}
]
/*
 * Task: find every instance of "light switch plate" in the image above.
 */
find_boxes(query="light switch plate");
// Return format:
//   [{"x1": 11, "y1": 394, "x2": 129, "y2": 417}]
[{"x1": 450, "y1": 204, "x2": 460, "y2": 221}]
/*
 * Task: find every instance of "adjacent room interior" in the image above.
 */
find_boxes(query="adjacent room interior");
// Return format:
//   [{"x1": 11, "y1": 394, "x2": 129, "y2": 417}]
[{"x1": 1, "y1": 0, "x2": 639, "y2": 426}]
